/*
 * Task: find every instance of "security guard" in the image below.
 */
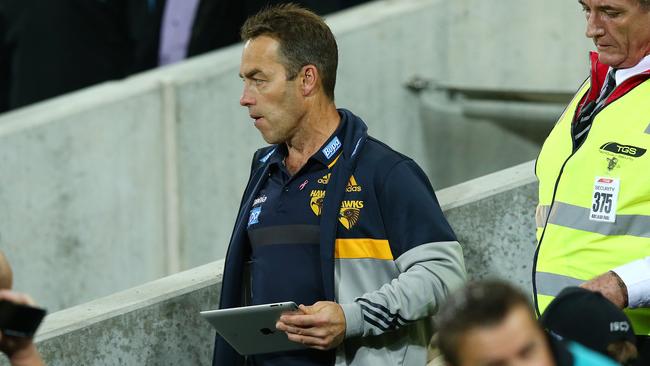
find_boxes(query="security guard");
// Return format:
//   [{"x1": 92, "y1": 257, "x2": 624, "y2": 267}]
[{"x1": 534, "y1": 0, "x2": 650, "y2": 361}]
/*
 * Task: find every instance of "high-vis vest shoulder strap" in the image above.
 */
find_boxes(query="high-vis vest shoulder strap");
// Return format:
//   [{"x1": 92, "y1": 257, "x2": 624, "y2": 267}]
[{"x1": 535, "y1": 78, "x2": 650, "y2": 335}]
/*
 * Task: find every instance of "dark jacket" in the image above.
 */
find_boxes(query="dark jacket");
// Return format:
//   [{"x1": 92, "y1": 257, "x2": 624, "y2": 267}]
[{"x1": 213, "y1": 109, "x2": 466, "y2": 366}]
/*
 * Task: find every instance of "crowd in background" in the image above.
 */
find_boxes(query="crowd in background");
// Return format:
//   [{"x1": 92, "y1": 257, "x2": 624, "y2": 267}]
[{"x1": 0, "y1": 0, "x2": 369, "y2": 114}]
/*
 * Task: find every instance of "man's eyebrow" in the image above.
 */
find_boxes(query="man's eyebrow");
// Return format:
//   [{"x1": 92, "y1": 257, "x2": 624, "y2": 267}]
[
  {"x1": 239, "y1": 68, "x2": 263, "y2": 79},
  {"x1": 598, "y1": 4, "x2": 620, "y2": 10},
  {"x1": 579, "y1": 1, "x2": 623, "y2": 11}
]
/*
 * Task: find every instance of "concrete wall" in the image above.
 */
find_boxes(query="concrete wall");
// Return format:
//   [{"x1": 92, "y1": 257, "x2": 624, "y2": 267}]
[
  {"x1": 416, "y1": 0, "x2": 593, "y2": 188},
  {"x1": 439, "y1": 161, "x2": 538, "y2": 293},
  {"x1": 0, "y1": 0, "x2": 590, "y2": 312},
  {"x1": 0, "y1": 84, "x2": 169, "y2": 311},
  {"x1": 28, "y1": 261, "x2": 223, "y2": 366},
  {"x1": 4, "y1": 161, "x2": 539, "y2": 366},
  {"x1": 446, "y1": 1, "x2": 592, "y2": 91}
]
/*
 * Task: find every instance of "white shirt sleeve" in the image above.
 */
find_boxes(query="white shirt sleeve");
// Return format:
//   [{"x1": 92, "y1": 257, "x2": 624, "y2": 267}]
[{"x1": 612, "y1": 257, "x2": 650, "y2": 308}]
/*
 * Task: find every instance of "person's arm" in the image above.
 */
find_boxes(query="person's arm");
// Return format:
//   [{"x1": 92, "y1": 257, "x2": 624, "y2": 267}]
[
  {"x1": 277, "y1": 159, "x2": 466, "y2": 349},
  {"x1": 582, "y1": 257, "x2": 650, "y2": 309},
  {"x1": 341, "y1": 159, "x2": 466, "y2": 338},
  {"x1": 0, "y1": 290, "x2": 45, "y2": 366},
  {"x1": 340, "y1": 239, "x2": 465, "y2": 338},
  {"x1": 0, "y1": 250, "x2": 12, "y2": 290}
]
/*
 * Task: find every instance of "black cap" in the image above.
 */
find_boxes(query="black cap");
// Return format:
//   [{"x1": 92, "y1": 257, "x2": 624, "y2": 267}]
[{"x1": 540, "y1": 286, "x2": 636, "y2": 357}]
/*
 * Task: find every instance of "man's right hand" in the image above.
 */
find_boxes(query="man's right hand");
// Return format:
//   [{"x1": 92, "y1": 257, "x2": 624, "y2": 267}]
[
  {"x1": 580, "y1": 271, "x2": 628, "y2": 309},
  {"x1": 0, "y1": 290, "x2": 45, "y2": 366},
  {"x1": 276, "y1": 301, "x2": 346, "y2": 350}
]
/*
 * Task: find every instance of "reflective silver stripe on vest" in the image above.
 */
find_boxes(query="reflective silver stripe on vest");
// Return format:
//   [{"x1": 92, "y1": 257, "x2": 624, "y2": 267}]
[
  {"x1": 535, "y1": 205, "x2": 551, "y2": 228},
  {"x1": 548, "y1": 202, "x2": 650, "y2": 239},
  {"x1": 536, "y1": 272, "x2": 584, "y2": 296},
  {"x1": 645, "y1": 122, "x2": 650, "y2": 134}
]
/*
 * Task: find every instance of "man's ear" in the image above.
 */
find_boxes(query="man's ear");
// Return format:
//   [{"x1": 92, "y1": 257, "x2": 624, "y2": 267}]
[
  {"x1": 300, "y1": 64, "x2": 320, "y2": 97},
  {"x1": 0, "y1": 250, "x2": 12, "y2": 290}
]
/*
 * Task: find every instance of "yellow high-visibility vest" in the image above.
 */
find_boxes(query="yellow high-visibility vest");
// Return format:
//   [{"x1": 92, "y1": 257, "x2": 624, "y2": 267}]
[{"x1": 535, "y1": 78, "x2": 650, "y2": 335}]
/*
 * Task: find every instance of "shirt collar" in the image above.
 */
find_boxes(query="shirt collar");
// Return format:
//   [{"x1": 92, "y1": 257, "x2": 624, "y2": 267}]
[
  {"x1": 265, "y1": 114, "x2": 347, "y2": 169},
  {"x1": 266, "y1": 143, "x2": 287, "y2": 167},
  {"x1": 312, "y1": 116, "x2": 346, "y2": 168},
  {"x1": 612, "y1": 54, "x2": 650, "y2": 86}
]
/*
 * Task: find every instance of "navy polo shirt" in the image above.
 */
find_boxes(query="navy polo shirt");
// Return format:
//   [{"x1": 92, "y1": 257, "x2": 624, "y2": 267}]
[{"x1": 245, "y1": 120, "x2": 346, "y2": 366}]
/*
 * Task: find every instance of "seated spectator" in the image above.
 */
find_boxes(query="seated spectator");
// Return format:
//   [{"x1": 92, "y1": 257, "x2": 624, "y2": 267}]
[
  {"x1": 436, "y1": 280, "x2": 617, "y2": 366},
  {"x1": 0, "y1": 290, "x2": 45, "y2": 366},
  {"x1": 0, "y1": 0, "x2": 132, "y2": 112},
  {"x1": 0, "y1": 251, "x2": 11, "y2": 289},
  {"x1": 540, "y1": 287, "x2": 638, "y2": 365},
  {"x1": 130, "y1": 0, "x2": 369, "y2": 72}
]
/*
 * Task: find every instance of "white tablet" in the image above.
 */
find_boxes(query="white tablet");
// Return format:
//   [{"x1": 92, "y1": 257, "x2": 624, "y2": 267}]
[{"x1": 200, "y1": 302, "x2": 307, "y2": 355}]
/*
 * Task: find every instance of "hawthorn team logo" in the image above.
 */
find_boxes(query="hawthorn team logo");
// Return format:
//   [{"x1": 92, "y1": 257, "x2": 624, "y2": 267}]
[
  {"x1": 339, "y1": 200, "x2": 364, "y2": 229},
  {"x1": 310, "y1": 190, "x2": 326, "y2": 216},
  {"x1": 309, "y1": 174, "x2": 363, "y2": 228}
]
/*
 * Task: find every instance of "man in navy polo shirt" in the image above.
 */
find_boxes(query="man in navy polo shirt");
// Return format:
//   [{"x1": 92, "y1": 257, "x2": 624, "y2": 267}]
[{"x1": 212, "y1": 4, "x2": 467, "y2": 366}]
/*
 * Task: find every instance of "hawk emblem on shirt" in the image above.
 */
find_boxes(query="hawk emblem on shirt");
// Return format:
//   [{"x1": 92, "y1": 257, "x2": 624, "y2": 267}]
[
  {"x1": 338, "y1": 200, "x2": 363, "y2": 230},
  {"x1": 309, "y1": 190, "x2": 326, "y2": 216},
  {"x1": 310, "y1": 196, "x2": 324, "y2": 216},
  {"x1": 339, "y1": 208, "x2": 360, "y2": 229}
]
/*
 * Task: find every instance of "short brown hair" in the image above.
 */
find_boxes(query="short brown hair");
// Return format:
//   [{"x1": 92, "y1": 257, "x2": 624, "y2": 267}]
[
  {"x1": 437, "y1": 281, "x2": 533, "y2": 366},
  {"x1": 240, "y1": 3, "x2": 338, "y2": 101}
]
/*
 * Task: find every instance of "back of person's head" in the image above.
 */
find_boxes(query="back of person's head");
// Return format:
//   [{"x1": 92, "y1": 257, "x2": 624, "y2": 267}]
[
  {"x1": 0, "y1": 250, "x2": 12, "y2": 289},
  {"x1": 540, "y1": 287, "x2": 638, "y2": 365},
  {"x1": 240, "y1": 3, "x2": 338, "y2": 101},
  {"x1": 437, "y1": 280, "x2": 554, "y2": 366}
]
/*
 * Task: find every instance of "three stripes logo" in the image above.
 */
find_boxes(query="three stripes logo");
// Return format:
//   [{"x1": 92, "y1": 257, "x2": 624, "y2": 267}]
[{"x1": 356, "y1": 298, "x2": 411, "y2": 331}]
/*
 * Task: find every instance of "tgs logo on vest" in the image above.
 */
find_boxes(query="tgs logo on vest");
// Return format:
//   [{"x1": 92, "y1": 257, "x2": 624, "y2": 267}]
[{"x1": 600, "y1": 142, "x2": 646, "y2": 158}]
